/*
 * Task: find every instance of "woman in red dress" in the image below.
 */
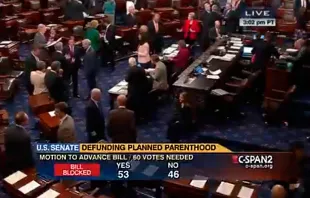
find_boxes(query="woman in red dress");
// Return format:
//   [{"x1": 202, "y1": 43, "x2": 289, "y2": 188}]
[{"x1": 181, "y1": 12, "x2": 200, "y2": 46}]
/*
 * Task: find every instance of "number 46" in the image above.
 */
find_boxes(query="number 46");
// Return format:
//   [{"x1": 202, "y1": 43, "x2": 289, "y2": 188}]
[{"x1": 168, "y1": 171, "x2": 179, "y2": 179}]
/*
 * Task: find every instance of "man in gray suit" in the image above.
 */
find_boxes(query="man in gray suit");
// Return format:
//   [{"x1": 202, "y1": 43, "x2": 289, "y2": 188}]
[
  {"x1": 82, "y1": 39, "x2": 98, "y2": 99},
  {"x1": 147, "y1": 54, "x2": 168, "y2": 91},
  {"x1": 34, "y1": 24, "x2": 47, "y2": 47},
  {"x1": 55, "y1": 102, "x2": 76, "y2": 143}
]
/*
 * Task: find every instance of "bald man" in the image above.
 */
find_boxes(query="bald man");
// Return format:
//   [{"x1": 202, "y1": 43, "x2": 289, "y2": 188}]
[
  {"x1": 271, "y1": 185, "x2": 287, "y2": 198},
  {"x1": 85, "y1": 88, "x2": 106, "y2": 142},
  {"x1": 4, "y1": 112, "x2": 34, "y2": 174},
  {"x1": 34, "y1": 24, "x2": 47, "y2": 47},
  {"x1": 107, "y1": 95, "x2": 137, "y2": 143}
]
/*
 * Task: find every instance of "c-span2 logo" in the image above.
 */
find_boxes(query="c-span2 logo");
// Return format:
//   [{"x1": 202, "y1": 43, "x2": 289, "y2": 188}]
[{"x1": 232, "y1": 155, "x2": 273, "y2": 169}]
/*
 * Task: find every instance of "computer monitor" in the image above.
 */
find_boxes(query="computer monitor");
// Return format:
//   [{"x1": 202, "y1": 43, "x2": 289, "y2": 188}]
[
  {"x1": 242, "y1": 47, "x2": 253, "y2": 58},
  {"x1": 253, "y1": 35, "x2": 264, "y2": 40}
]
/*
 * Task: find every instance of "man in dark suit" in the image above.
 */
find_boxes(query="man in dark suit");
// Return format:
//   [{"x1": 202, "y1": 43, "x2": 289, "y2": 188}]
[
  {"x1": 147, "y1": 13, "x2": 163, "y2": 54},
  {"x1": 45, "y1": 61, "x2": 68, "y2": 102},
  {"x1": 200, "y1": 2, "x2": 213, "y2": 51},
  {"x1": 223, "y1": 3, "x2": 236, "y2": 33},
  {"x1": 211, "y1": 4, "x2": 223, "y2": 23},
  {"x1": 63, "y1": 0, "x2": 86, "y2": 21},
  {"x1": 63, "y1": 37, "x2": 82, "y2": 98},
  {"x1": 52, "y1": 42, "x2": 70, "y2": 82},
  {"x1": 107, "y1": 95, "x2": 136, "y2": 143},
  {"x1": 125, "y1": 6, "x2": 137, "y2": 27},
  {"x1": 82, "y1": 39, "x2": 98, "y2": 98},
  {"x1": 126, "y1": 57, "x2": 149, "y2": 120},
  {"x1": 85, "y1": 88, "x2": 106, "y2": 142},
  {"x1": 294, "y1": 0, "x2": 307, "y2": 29},
  {"x1": 4, "y1": 112, "x2": 34, "y2": 174},
  {"x1": 84, "y1": 0, "x2": 103, "y2": 14},
  {"x1": 102, "y1": 19, "x2": 116, "y2": 71},
  {"x1": 135, "y1": 0, "x2": 148, "y2": 10},
  {"x1": 209, "y1": 20, "x2": 226, "y2": 41},
  {"x1": 24, "y1": 46, "x2": 40, "y2": 95}
]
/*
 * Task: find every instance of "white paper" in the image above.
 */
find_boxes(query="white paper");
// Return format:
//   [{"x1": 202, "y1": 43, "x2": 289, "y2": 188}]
[
  {"x1": 163, "y1": 47, "x2": 176, "y2": 54},
  {"x1": 286, "y1": 48, "x2": 298, "y2": 52},
  {"x1": 231, "y1": 40, "x2": 243, "y2": 44},
  {"x1": 216, "y1": 182, "x2": 235, "y2": 196},
  {"x1": 48, "y1": 111, "x2": 55, "y2": 117},
  {"x1": 109, "y1": 86, "x2": 122, "y2": 93},
  {"x1": 233, "y1": 43, "x2": 243, "y2": 47},
  {"x1": 115, "y1": 35, "x2": 122, "y2": 40},
  {"x1": 171, "y1": 44, "x2": 178, "y2": 48},
  {"x1": 231, "y1": 46, "x2": 241, "y2": 50},
  {"x1": 227, "y1": 50, "x2": 239, "y2": 54},
  {"x1": 207, "y1": 75, "x2": 220, "y2": 79},
  {"x1": 189, "y1": 175, "x2": 208, "y2": 188},
  {"x1": 209, "y1": 69, "x2": 221, "y2": 75},
  {"x1": 118, "y1": 81, "x2": 128, "y2": 86},
  {"x1": 83, "y1": 12, "x2": 89, "y2": 17},
  {"x1": 37, "y1": 189, "x2": 60, "y2": 198},
  {"x1": 231, "y1": 37, "x2": 241, "y2": 41},
  {"x1": 142, "y1": 165, "x2": 159, "y2": 176},
  {"x1": 217, "y1": 46, "x2": 225, "y2": 50},
  {"x1": 202, "y1": 68, "x2": 208, "y2": 72},
  {"x1": 46, "y1": 37, "x2": 62, "y2": 48},
  {"x1": 237, "y1": 186, "x2": 254, "y2": 198},
  {"x1": 211, "y1": 89, "x2": 229, "y2": 96},
  {"x1": 0, "y1": 41, "x2": 12, "y2": 44},
  {"x1": 289, "y1": 183, "x2": 300, "y2": 190},
  {"x1": 18, "y1": 180, "x2": 40, "y2": 194},
  {"x1": 4, "y1": 171, "x2": 27, "y2": 185}
]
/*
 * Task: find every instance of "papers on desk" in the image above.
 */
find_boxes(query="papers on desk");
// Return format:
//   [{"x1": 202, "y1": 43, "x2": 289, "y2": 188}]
[
  {"x1": 48, "y1": 111, "x2": 55, "y2": 117},
  {"x1": 46, "y1": 37, "x2": 62, "y2": 48},
  {"x1": 37, "y1": 189, "x2": 60, "y2": 198},
  {"x1": 237, "y1": 186, "x2": 254, "y2": 198},
  {"x1": 231, "y1": 40, "x2": 243, "y2": 44},
  {"x1": 171, "y1": 44, "x2": 178, "y2": 48},
  {"x1": 211, "y1": 89, "x2": 229, "y2": 96},
  {"x1": 47, "y1": 24, "x2": 57, "y2": 27},
  {"x1": 163, "y1": 47, "x2": 176, "y2": 54},
  {"x1": 19, "y1": 180, "x2": 40, "y2": 194},
  {"x1": 217, "y1": 46, "x2": 225, "y2": 50},
  {"x1": 206, "y1": 55, "x2": 216, "y2": 63},
  {"x1": 216, "y1": 53, "x2": 236, "y2": 61},
  {"x1": 109, "y1": 86, "x2": 122, "y2": 93},
  {"x1": 231, "y1": 37, "x2": 242, "y2": 41},
  {"x1": 0, "y1": 41, "x2": 12, "y2": 44},
  {"x1": 118, "y1": 81, "x2": 128, "y2": 86},
  {"x1": 166, "y1": 51, "x2": 178, "y2": 58},
  {"x1": 209, "y1": 69, "x2": 221, "y2": 75},
  {"x1": 286, "y1": 48, "x2": 298, "y2": 53},
  {"x1": 142, "y1": 165, "x2": 159, "y2": 176},
  {"x1": 190, "y1": 175, "x2": 208, "y2": 188},
  {"x1": 207, "y1": 75, "x2": 220, "y2": 79},
  {"x1": 227, "y1": 50, "x2": 239, "y2": 54},
  {"x1": 115, "y1": 35, "x2": 122, "y2": 40},
  {"x1": 4, "y1": 171, "x2": 27, "y2": 185},
  {"x1": 83, "y1": 12, "x2": 89, "y2": 17},
  {"x1": 216, "y1": 182, "x2": 235, "y2": 196},
  {"x1": 233, "y1": 43, "x2": 243, "y2": 47},
  {"x1": 231, "y1": 45, "x2": 241, "y2": 50},
  {"x1": 145, "y1": 68, "x2": 155, "y2": 73}
]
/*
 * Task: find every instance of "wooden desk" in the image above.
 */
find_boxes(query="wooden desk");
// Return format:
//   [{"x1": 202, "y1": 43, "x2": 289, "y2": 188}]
[
  {"x1": 0, "y1": 41, "x2": 19, "y2": 59},
  {"x1": 154, "y1": 7, "x2": 175, "y2": 20},
  {"x1": 135, "y1": 9, "x2": 152, "y2": 25},
  {"x1": 163, "y1": 179, "x2": 209, "y2": 198},
  {"x1": 62, "y1": 20, "x2": 84, "y2": 31},
  {"x1": 38, "y1": 111, "x2": 59, "y2": 141},
  {"x1": 38, "y1": 182, "x2": 82, "y2": 198},
  {"x1": 2, "y1": 168, "x2": 53, "y2": 198},
  {"x1": 28, "y1": 93, "x2": 55, "y2": 115},
  {"x1": 18, "y1": 11, "x2": 41, "y2": 24}
]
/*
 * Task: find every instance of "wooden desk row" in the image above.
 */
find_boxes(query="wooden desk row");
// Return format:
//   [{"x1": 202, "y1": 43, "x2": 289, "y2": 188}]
[{"x1": 2, "y1": 168, "x2": 104, "y2": 198}]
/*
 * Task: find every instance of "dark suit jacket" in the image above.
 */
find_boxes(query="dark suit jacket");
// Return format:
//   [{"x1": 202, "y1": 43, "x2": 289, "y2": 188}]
[
  {"x1": 83, "y1": 47, "x2": 98, "y2": 76},
  {"x1": 223, "y1": 9, "x2": 236, "y2": 33},
  {"x1": 107, "y1": 108, "x2": 136, "y2": 143},
  {"x1": 125, "y1": 14, "x2": 137, "y2": 27},
  {"x1": 64, "y1": 0, "x2": 86, "y2": 21},
  {"x1": 201, "y1": 11, "x2": 213, "y2": 31},
  {"x1": 24, "y1": 55, "x2": 37, "y2": 84},
  {"x1": 125, "y1": 66, "x2": 149, "y2": 98},
  {"x1": 172, "y1": 103, "x2": 194, "y2": 129},
  {"x1": 85, "y1": 100, "x2": 105, "y2": 142},
  {"x1": 4, "y1": 125, "x2": 34, "y2": 173},
  {"x1": 52, "y1": 51, "x2": 70, "y2": 80},
  {"x1": 147, "y1": 20, "x2": 163, "y2": 40},
  {"x1": 63, "y1": 45, "x2": 82, "y2": 70},
  {"x1": 135, "y1": 0, "x2": 148, "y2": 9},
  {"x1": 105, "y1": 24, "x2": 116, "y2": 49},
  {"x1": 209, "y1": 27, "x2": 226, "y2": 40},
  {"x1": 252, "y1": 39, "x2": 279, "y2": 69},
  {"x1": 44, "y1": 70, "x2": 67, "y2": 102}
]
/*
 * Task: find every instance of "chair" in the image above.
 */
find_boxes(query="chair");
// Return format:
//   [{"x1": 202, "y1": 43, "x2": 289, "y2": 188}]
[
  {"x1": 0, "y1": 57, "x2": 23, "y2": 78},
  {"x1": 0, "y1": 78, "x2": 18, "y2": 100},
  {"x1": 263, "y1": 85, "x2": 296, "y2": 124}
]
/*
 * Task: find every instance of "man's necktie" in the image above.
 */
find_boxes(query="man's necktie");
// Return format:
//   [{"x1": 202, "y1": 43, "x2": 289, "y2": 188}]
[{"x1": 155, "y1": 22, "x2": 158, "y2": 33}]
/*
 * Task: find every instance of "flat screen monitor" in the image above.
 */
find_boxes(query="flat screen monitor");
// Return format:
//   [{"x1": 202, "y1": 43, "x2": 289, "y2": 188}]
[
  {"x1": 242, "y1": 47, "x2": 253, "y2": 58},
  {"x1": 253, "y1": 35, "x2": 264, "y2": 40}
]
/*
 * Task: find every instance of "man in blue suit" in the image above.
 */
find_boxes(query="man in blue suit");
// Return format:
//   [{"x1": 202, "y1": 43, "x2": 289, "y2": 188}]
[{"x1": 82, "y1": 39, "x2": 98, "y2": 99}]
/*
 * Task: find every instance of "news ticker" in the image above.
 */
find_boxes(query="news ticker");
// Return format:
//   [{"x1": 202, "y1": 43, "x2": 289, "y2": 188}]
[
  {"x1": 35, "y1": 144, "x2": 294, "y2": 181},
  {"x1": 239, "y1": 18, "x2": 276, "y2": 27}
]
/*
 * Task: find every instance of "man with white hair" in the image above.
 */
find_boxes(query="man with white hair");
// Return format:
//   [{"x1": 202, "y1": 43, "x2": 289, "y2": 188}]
[
  {"x1": 271, "y1": 185, "x2": 287, "y2": 198},
  {"x1": 82, "y1": 39, "x2": 98, "y2": 99},
  {"x1": 85, "y1": 88, "x2": 106, "y2": 142},
  {"x1": 52, "y1": 42, "x2": 70, "y2": 82},
  {"x1": 125, "y1": 57, "x2": 149, "y2": 120},
  {"x1": 125, "y1": 5, "x2": 137, "y2": 27},
  {"x1": 34, "y1": 24, "x2": 47, "y2": 47}
]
